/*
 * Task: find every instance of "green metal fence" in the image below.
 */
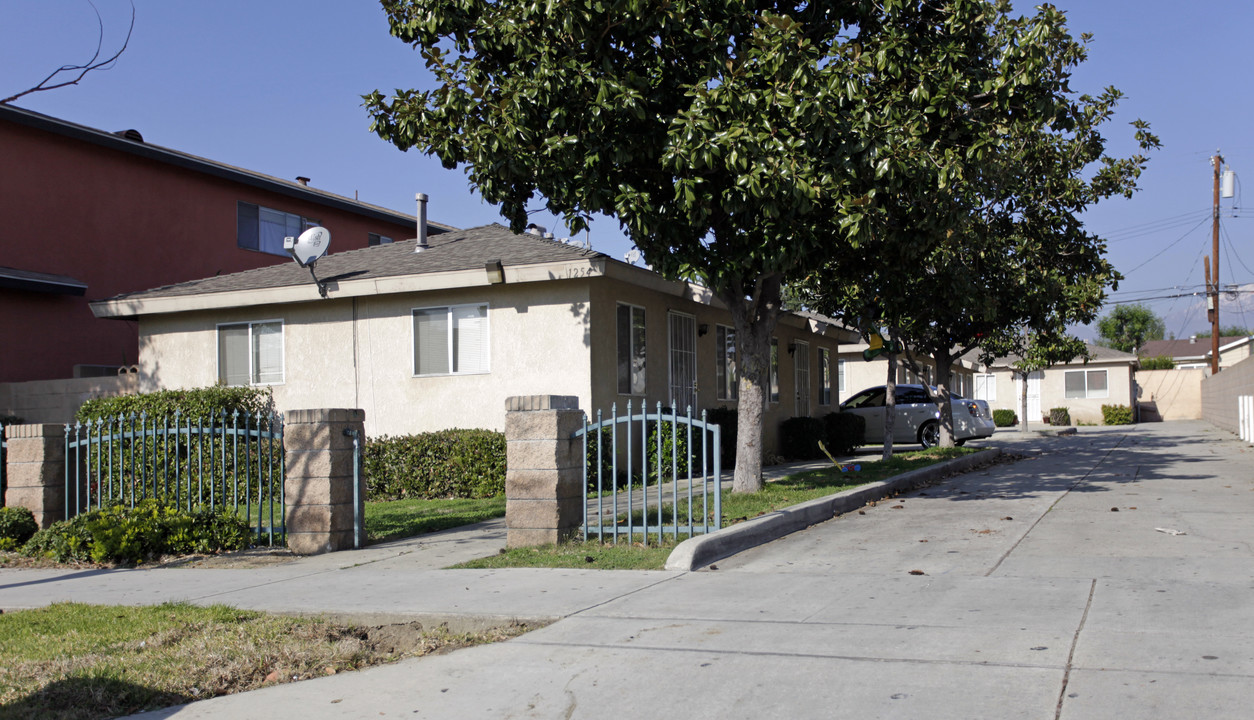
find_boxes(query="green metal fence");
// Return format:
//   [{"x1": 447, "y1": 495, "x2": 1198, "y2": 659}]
[
  {"x1": 64, "y1": 411, "x2": 285, "y2": 545},
  {"x1": 577, "y1": 401, "x2": 722, "y2": 544}
]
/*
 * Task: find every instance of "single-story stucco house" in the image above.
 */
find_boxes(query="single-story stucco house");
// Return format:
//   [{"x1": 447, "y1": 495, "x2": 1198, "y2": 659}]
[
  {"x1": 836, "y1": 343, "x2": 982, "y2": 401},
  {"x1": 973, "y1": 344, "x2": 1139, "y2": 424},
  {"x1": 90, "y1": 224, "x2": 856, "y2": 453},
  {"x1": 1139, "y1": 335, "x2": 1254, "y2": 370}
]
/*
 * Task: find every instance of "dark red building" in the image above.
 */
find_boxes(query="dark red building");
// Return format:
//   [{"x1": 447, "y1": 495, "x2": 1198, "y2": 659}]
[{"x1": 0, "y1": 104, "x2": 451, "y2": 382}]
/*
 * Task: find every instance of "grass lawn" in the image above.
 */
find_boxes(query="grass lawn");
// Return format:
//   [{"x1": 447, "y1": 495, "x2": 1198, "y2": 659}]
[
  {"x1": 0, "y1": 602, "x2": 530, "y2": 720},
  {"x1": 364, "y1": 496, "x2": 506, "y2": 543},
  {"x1": 457, "y1": 446, "x2": 980, "y2": 570}
]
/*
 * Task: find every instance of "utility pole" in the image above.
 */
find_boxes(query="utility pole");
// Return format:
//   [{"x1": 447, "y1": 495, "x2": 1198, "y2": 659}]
[{"x1": 1209, "y1": 152, "x2": 1223, "y2": 375}]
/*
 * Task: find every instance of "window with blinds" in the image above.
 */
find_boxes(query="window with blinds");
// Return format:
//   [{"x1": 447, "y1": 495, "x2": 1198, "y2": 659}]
[
  {"x1": 413, "y1": 304, "x2": 490, "y2": 376},
  {"x1": 217, "y1": 320, "x2": 283, "y2": 386}
]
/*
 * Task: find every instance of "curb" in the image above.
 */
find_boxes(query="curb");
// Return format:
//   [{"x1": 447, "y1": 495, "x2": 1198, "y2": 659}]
[{"x1": 664, "y1": 448, "x2": 1004, "y2": 571}]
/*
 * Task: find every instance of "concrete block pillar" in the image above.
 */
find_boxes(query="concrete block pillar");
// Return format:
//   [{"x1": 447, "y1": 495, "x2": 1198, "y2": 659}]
[
  {"x1": 284, "y1": 408, "x2": 365, "y2": 555},
  {"x1": 3, "y1": 424, "x2": 68, "y2": 528},
  {"x1": 505, "y1": 395, "x2": 585, "y2": 547}
]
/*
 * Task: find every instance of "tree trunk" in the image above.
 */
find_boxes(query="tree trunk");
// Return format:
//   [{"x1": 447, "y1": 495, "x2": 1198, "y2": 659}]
[
  {"x1": 718, "y1": 274, "x2": 784, "y2": 494},
  {"x1": 882, "y1": 352, "x2": 897, "y2": 461},
  {"x1": 932, "y1": 349, "x2": 956, "y2": 447},
  {"x1": 1018, "y1": 370, "x2": 1030, "y2": 432}
]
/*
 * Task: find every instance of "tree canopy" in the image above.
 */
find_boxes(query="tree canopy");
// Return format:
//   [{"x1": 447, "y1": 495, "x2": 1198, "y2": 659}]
[
  {"x1": 1096, "y1": 304, "x2": 1166, "y2": 353},
  {"x1": 367, "y1": 0, "x2": 1156, "y2": 478}
]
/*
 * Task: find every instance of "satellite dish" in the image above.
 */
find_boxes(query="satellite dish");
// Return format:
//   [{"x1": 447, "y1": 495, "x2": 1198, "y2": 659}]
[
  {"x1": 284, "y1": 226, "x2": 331, "y2": 268},
  {"x1": 283, "y1": 226, "x2": 332, "y2": 297}
]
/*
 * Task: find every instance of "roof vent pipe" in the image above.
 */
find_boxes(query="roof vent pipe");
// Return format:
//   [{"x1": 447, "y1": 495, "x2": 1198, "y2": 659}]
[{"x1": 415, "y1": 193, "x2": 429, "y2": 253}]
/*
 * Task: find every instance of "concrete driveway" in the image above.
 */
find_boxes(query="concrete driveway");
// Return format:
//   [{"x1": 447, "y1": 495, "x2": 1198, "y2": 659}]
[{"x1": 65, "y1": 421, "x2": 1254, "y2": 717}]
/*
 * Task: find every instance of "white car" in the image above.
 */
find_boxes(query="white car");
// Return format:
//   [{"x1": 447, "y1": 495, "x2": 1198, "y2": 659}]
[{"x1": 839, "y1": 384, "x2": 996, "y2": 448}]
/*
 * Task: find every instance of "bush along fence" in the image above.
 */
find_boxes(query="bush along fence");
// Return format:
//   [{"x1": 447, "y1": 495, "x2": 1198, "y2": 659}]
[
  {"x1": 577, "y1": 400, "x2": 723, "y2": 545},
  {"x1": 2, "y1": 407, "x2": 367, "y2": 556},
  {"x1": 63, "y1": 411, "x2": 285, "y2": 545}
]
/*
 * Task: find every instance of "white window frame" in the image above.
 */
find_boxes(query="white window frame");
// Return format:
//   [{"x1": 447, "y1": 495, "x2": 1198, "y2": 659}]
[
  {"x1": 368, "y1": 233, "x2": 394, "y2": 246},
  {"x1": 716, "y1": 324, "x2": 738, "y2": 401},
  {"x1": 617, "y1": 303, "x2": 647, "y2": 395},
  {"x1": 411, "y1": 303, "x2": 491, "y2": 377},
  {"x1": 837, "y1": 357, "x2": 847, "y2": 394},
  {"x1": 216, "y1": 319, "x2": 284, "y2": 386},
  {"x1": 1064, "y1": 369, "x2": 1109, "y2": 399},
  {"x1": 974, "y1": 373, "x2": 997, "y2": 402}
]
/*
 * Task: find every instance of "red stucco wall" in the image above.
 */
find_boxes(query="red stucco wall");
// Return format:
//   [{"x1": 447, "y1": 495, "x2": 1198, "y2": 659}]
[{"x1": 1, "y1": 119, "x2": 418, "y2": 381}]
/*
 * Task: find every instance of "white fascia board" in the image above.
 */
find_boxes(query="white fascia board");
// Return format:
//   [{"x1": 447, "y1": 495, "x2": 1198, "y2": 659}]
[{"x1": 92, "y1": 258, "x2": 607, "y2": 319}]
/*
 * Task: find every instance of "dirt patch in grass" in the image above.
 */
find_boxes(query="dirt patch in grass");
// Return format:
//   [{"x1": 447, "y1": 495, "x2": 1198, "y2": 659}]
[{"x1": 0, "y1": 602, "x2": 536, "y2": 720}]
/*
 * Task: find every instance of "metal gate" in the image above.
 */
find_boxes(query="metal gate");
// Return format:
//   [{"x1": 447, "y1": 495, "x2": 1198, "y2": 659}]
[
  {"x1": 576, "y1": 401, "x2": 721, "y2": 543},
  {"x1": 63, "y1": 411, "x2": 286, "y2": 545}
]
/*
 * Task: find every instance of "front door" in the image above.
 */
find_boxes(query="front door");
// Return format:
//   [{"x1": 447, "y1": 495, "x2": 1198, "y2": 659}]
[
  {"x1": 667, "y1": 312, "x2": 697, "y2": 413},
  {"x1": 1018, "y1": 370, "x2": 1043, "y2": 422},
  {"x1": 794, "y1": 341, "x2": 810, "y2": 417}
]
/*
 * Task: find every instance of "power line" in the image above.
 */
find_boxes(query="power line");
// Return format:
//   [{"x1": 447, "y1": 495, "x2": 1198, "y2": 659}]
[{"x1": 1121, "y1": 217, "x2": 1210, "y2": 276}]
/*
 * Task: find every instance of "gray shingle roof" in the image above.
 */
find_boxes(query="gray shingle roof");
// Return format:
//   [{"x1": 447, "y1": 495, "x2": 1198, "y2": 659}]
[
  {"x1": 988, "y1": 342, "x2": 1137, "y2": 368},
  {"x1": 105, "y1": 224, "x2": 604, "y2": 301},
  {"x1": 1140, "y1": 337, "x2": 1249, "y2": 359}
]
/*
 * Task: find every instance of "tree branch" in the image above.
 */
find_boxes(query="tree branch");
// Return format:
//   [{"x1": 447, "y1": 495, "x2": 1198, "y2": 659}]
[{"x1": 2, "y1": 1, "x2": 135, "y2": 105}]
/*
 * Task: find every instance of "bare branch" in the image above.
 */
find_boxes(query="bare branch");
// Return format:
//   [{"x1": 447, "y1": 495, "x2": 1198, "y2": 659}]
[{"x1": 1, "y1": 1, "x2": 136, "y2": 105}]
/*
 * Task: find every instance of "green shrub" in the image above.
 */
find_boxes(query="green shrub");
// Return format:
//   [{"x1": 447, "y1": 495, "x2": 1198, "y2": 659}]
[
  {"x1": 1138, "y1": 354, "x2": 1176, "y2": 370},
  {"x1": 71, "y1": 386, "x2": 282, "y2": 511},
  {"x1": 0, "y1": 507, "x2": 38, "y2": 549},
  {"x1": 1102, "y1": 404, "x2": 1134, "y2": 425},
  {"x1": 364, "y1": 429, "x2": 506, "y2": 501},
  {"x1": 1049, "y1": 407, "x2": 1071, "y2": 426},
  {"x1": 992, "y1": 409, "x2": 1018, "y2": 427},
  {"x1": 647, "y1": 415, "x2": 697, "y2": 478},
  {"x1": 20, "y1": 500, "x2": 249, "y2": 565},
  {"x1": 76, "y1": 386, "x2": 273, "y2": 423},
  {"x1": 822, "y1": 412, "x2": 866, "y2": 457},
  {"x1": 779, "y1": 417, "x2": 826, "y2": 460}
]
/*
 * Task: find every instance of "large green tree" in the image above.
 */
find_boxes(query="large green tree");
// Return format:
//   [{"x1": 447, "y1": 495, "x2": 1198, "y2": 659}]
[
  {"x1": 1096, "y1": 304, "x2": 1165, "y2": 353},
  {"x1": 798, "y1": 6, "x2": 1156, "y2": 447},
  {"x1": 365, "y1": 0, "x2": 1145, "y2": 487}
]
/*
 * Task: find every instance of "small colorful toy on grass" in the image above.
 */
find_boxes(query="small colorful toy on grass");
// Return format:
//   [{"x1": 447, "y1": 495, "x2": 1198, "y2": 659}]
[{"x1": 838, "y1": 463, "x2": 862, "y2": 473}]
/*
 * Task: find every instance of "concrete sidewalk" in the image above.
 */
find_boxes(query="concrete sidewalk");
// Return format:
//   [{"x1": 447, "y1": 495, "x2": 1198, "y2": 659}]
[{"x1": 5, "y1": 421, "x2": 1253, "y2": 718}]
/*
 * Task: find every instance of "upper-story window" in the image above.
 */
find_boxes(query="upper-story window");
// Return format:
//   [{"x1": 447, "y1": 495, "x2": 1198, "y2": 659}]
[
  {"x1": 368, "y1": 233, "x2": 393, "y2": 246},
  {"x1": 237, "y1": 202, "x2": 319, "y2": 256}
]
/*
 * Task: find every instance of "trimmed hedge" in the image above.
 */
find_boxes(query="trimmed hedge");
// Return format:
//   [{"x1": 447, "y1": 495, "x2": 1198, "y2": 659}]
[
  {"x1": 1102, "y1": 404, "x2": 1134, "y2": 425},
  {"x1": 364, "y1": 429, "x2": 506, "y2": 501},
  {"x1": 705, "y1": 406, "x2": 738, "y2": 468},
  {"x1": 1049, "y1": 407, "x2": 1071, "y2": 426},
  {"x1": 76, "y1": 386, "x2": 273, "y2": 423},
  {"x1": 20, "y1": 500, "x2": 249, "y2": 564},
  {"x1": 1139, "y1": 355, "x2": 1176, "y2": 370},
  {"x1": 0, "y1": 507, "x2": 38, "y2": 552},
  {"x1": 822, "y1": 412, "x2": 866, "y2": 456},
  {"x1": 779, "y1": 417, "x2": 826, "y2": 460},
  {"x1": 992, "y1": 409, "x2": 1018, "y2": 427}
]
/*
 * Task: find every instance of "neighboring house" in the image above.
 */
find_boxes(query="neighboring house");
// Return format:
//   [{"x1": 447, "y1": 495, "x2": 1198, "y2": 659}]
[
  {"x1": 0, "y1": 103, "x2": 453, "y2": 383},
  {"x1": 975, "y1": 344, "x2": 1138, "y2": 424},
  {"x1": 1139, "y1": 336, "x2": 1254, "y2": 370},
  {"x1": 90, "y1": 225, "x2": 856, "y2": 453},
  {"x1": 836, "y1": 343, "x2": 982, "y2": 401}
]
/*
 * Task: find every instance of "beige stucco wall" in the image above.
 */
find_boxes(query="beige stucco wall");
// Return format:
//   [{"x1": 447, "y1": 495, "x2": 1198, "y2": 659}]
[
  {"x1": 982, "y1": 362, "x2": 1135, "y2": 425},
  {"x1": 1221, "y1": 341, "x2": 1254, "y2": 368},
  {"x1": 0, "y1": 374, "x2": 139, "y2": 424},
  {"x1": 1136, "y1": 368, "x2": 1204, "y2": 421},
  {"x1": 585, "y1": 278, "x2": 845, "y2": 456},
  {"x1": 138, "y1": 280, "x2": 595, "y2": 437}
]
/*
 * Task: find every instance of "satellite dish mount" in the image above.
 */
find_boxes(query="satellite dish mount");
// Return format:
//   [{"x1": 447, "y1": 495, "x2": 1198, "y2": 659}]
[{"x1": 284, "y1": 226, "x2": 331, "y2": 297}]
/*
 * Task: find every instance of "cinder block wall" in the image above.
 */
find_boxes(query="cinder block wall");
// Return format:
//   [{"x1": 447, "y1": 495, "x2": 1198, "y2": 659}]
[{"x1": 1201, "y1": 356, "x2": 1254, "y2": 435}]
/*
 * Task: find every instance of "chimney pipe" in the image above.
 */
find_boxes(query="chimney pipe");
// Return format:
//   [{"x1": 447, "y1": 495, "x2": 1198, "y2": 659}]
[
  {"x1": 296, "y1": 176, "x2": 310, "y2": 186},
  {"x1": 415, "y1": 193, "x2": 429, "y2": 252}
]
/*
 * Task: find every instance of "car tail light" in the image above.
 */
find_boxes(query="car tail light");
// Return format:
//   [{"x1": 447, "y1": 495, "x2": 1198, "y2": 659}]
[{"x1": 964, "y1": 402, "x2": 979, "y2": 416}]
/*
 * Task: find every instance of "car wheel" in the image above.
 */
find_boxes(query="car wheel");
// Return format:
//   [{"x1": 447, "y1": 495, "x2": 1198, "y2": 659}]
[
  {"x1": 918, "y1": 421, "x2": 939, "y2": 449},
  {"x1": 955, "y1": 439, "x2": 966, "y2": 447}
]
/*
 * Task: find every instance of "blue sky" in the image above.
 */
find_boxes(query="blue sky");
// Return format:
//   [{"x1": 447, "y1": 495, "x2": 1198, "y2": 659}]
[{"x1": 4, "y1": 0, "x2": 1253, "y2": 342}]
